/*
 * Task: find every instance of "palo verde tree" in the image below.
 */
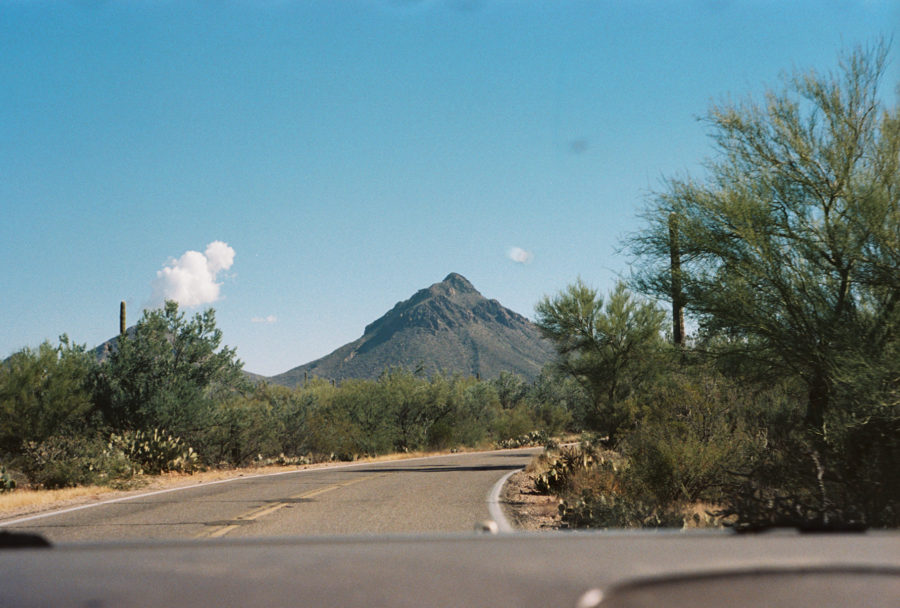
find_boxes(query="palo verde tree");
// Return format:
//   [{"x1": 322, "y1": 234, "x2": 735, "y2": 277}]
[
  {"x1": 536, "y1": 280, "x2": 667, "y2": 439},
  {"x1": 629, "y1": 42, "x2": 900, "y2": 426},
  {"x1": 95, "y1": 300, "x2": 248, "y2": 437}
]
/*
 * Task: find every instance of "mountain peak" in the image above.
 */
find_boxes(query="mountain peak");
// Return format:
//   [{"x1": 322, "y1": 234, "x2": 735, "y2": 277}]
[
  {"x1": 441, "y1": 272, "x2": 477, "y2": 293},
  {"x1": 269, "y1": 273, "x2": 554, "y2": 384}
]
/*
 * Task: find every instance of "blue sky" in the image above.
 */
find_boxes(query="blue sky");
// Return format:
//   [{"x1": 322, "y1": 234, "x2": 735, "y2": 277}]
[{"x1": 2, "y1": 1, "x2": 898, "y2": 376}]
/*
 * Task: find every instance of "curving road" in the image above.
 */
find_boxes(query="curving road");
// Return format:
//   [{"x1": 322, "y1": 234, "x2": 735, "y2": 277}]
[{"x1": 1, "y1": 448, "x2": 539, "y2": 543}]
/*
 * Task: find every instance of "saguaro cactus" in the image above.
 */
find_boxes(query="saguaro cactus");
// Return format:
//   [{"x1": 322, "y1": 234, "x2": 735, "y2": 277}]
[
  {"x1": 120, "y1": 301, "x2": 126, "y2": 336},
  {"x1": 668, "y1": 213, "x2": 685, "y2": 347}
]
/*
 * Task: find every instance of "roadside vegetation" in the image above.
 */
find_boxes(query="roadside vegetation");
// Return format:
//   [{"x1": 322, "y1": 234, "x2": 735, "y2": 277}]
[
  {"x1": 532, "y1": 42, "x2": 899, "y2": 530},
  {"x1": 0, "y1": 302, "x2": 580, "y2": 493},
  {"x1": 2, "y1": 43, "x2": 897, "y2": 531}
]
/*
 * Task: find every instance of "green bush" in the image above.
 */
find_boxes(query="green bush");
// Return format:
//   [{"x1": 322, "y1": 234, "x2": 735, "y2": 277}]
[
  {"x1": 0, "y1": 337, "x2": 97, "y2": 456},
  {"x1": 719, "y1": 403, "x2": 900, "y2": 531},
  {"x1": 107, "y1": 429, "x2": 198, "y2": 475},
  {"x1": 0, "y1": 465, "x2": 15, "y2": 492},
  {"x1": 200, "y1": 395, "x2": 285, "y2": 466},
  {"x1": 532, "y1": 443, "x2": 605, "y2": 495},
  {"x1": 619, "y1": 370, "x2": 762, "y2": 505},
  {"x1": 496, "y1": 430, "x2": 550, "y2": 449},
  {"x1": 20, "y1": 435, "x2": 133, "y2": 489},
  {"x1": 530, "y1": 441, "x2": 684, "y2": 529},
  {"x1": 490, "y1": 404, "x2": 537, "y2": 442},
  {"x1": 559, "y1": 488, "x2": 684, "y2": 529}
]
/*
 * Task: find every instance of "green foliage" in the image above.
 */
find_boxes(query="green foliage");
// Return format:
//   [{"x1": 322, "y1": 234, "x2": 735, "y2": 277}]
[
  {"x1": 495, "y1": 430, "x2": 550, "y2": 450},
  {"x1": 0, "y1": 465, "x2": 15, "y2": 493},
  {"x1": 94, "y1": 301, "x2": 247, "y2": 435},
  {"x1": 559, "y1": 489, "x2": 684, "y2": 529},
  {"x1": 491, "y1": 371, "x2": 528, "y2": 409},
  {"x1": 630, "y1": 41, "x2": 900, "y2": 426},
  {"x1": 716, "y1": 391, "x2": 900, "y2": 530},
  {"x1": 489, "y1": 404, "x2": 536, "y2": 442},
  {"x1": 19, "y1": 435, "x2": 133, "y2": 489},
  {"x1": 423, "y1": 374, "x2": 494, "y2": 449},
  {"x1": 517, "y1": 41, "x2": 900, "y2": 531},
  {"x1": 620, "y1": 369, "x2": 764, "y2": 504},
  {"x1": 528, "y1": 367, "x2": 589, "y2": 430},
  {"x1": 107, "y1": 429, "x2": 198, "y2": 475},
  {"x1": 533, "y1": 444, "x2": 605, "y2": 496},
  {"x1": 0, "y1": 336, "x2": 97, "y2": 455},
  {"x1": 530, "y1": 440, "x2": 685, "y2": 529},
  {"x1": 536, "y1": 280, "x2": 666, "y2": 440},
  {"x1": 2, "y1": 307, "x2": 583, "y2": 487},
  {"x1": 201, "y1": 393, "x2": 285, "y2": 466}
]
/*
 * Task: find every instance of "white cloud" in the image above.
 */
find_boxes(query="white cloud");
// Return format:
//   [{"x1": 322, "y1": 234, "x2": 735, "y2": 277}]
[
  {"x1": 204, "y1": 240, "x2": 235, "y2": 273},
  {"x1": 251, "y1": 315, "x2": 278, "y2": 324},
  {"x1": 507, "y1": 246, "x2": 534, "y2": 264},
  {"x1": 150, "y1": 241, "x2": 235, "y2": 308}
]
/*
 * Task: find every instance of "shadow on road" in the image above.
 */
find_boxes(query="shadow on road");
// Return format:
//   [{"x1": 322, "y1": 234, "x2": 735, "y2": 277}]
[{"x1": 337, "y1": 464, "x2": 524, "y2": 474}]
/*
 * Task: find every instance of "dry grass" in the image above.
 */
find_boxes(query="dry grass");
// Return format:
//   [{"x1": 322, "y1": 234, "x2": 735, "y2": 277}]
[
  {"x1": 680, "y1": 501, "x2": 731, "y2": 529},
  {"x1": 0, "y1": 486, "x2": 117, "y2": 515}
]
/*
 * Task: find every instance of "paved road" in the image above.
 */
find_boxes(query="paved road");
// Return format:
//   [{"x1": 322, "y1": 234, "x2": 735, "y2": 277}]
[{"x1": 1, "y1": 448, "x2": 539, "y2": 543}]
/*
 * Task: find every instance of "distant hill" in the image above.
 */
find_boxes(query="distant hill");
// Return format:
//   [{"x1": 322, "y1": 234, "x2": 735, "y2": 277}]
[
  {"x1": 92, "y1": 326, "x2": 136, "y2": 362},
  {"x1": 269, "y1": 273, "x2": 554, "y2": 386}
]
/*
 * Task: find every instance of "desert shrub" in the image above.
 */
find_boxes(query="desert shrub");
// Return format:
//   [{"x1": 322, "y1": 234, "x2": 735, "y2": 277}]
[
  {"x1": 0, "y1": 337, "x2": 98, "y2": 456},
  {"x1": 425, "y1": 375, "x2": 494, "y2": 449},
  {"x1": 0, "y1": 465, "x2": 15, "y2": 493},
  {"x1": 19, "y1": 435, "x2": 133, "y2": 489},
  {"x1": 107, "y1": 429, "x2": 198, "y2": 475},
  {"x1": 536, "y1": 280, "x2": 668, "y2": 441},
  {"x1": 832, "y1": 405, "x2": 900, "y2": 526},
  {"x1": 201, "y1": 395, "x2": 284, "y2": 466},
  {"x1": 528, "y1": 368, "x2": 593, "y2": 431},
  {"x1": 489, "y1": 404, "x2": 537, "y2": 442},
  {"x1": 532, "y1": 443, "x2": 608, "y2": 495},
  {"x1": 273, "y1": 388, "x2": 319, "y2": 457},
  {"x1": 619, "y1": 370, "x2": 762, "y2": 505},
  {"x1": 496, "y1": 430, "x2": 550, "y2": 449},
  {"x1": 559, "y1": 488, "x2": 685, "y2": 529},
  {"x1": 491, "y1": 372, "x2": 529, "y2": 409},
  {"x1": 303, "y1": 394, "x2": 364, "y2": 460},
  {"x1": 719, "y1": 402, "x2": 900, "y2": 530},
  {"x1": 530, "y1": 441, "x2": 684, "y2": 528},
  {"x1": 94, "y1": 302, "x2": 246, "y2": 436},
  {"x1": 331, "y1": 379, "x2": 398, "y2": 456}
]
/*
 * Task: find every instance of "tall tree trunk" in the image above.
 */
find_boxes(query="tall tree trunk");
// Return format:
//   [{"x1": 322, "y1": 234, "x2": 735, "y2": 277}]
[
  {"x1": 806, "y1": 371, "x2": 830, "y2": 427},
  {"x1": 669, "y1": 213, "x2": 685, "y2": 347}
]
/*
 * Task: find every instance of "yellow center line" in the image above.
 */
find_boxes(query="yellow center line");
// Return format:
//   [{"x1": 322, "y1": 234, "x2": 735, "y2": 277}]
[{"x1": 195, "y1": 474, "x2": 380, "y2": 539}]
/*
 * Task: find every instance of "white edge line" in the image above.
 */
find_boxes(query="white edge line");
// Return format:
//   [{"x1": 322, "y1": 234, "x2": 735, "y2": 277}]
[
  {"x1": 1, "y1": 447, "x2": 537, "y2": 528},
  {"x1": 487, "y1": 467, "x2": 522, "y2": 533}
]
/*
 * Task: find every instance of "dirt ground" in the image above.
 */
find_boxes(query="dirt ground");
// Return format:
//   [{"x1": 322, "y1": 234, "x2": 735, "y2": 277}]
[{"x1": 502, "y1": 468, "x2": 562, "y2": 531}]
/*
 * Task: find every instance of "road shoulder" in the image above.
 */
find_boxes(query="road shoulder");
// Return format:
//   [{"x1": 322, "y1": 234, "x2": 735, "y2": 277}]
[{"x1": 502, "y1": 468, "x2": 562, "y2": 531}]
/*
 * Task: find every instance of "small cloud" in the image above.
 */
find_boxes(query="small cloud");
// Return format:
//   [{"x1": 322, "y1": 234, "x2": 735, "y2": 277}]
[
  {"x1": 149, "y1": 241, "x2": 235, "y2": 308},
  {"x1": 507, "y1": 246, "x2": 534, "y2": 264},
  {"x1": 251, "y1": 315, "x2": 278, "y2": 324},
  {"x1": 569, "y1": 138, "x2": 589, "y2": 154}
]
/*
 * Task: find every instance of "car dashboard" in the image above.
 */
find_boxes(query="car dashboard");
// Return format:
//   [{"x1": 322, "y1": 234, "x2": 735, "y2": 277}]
[{"x1": 1, "y1": 530, "x2": 898, "y2": 607}]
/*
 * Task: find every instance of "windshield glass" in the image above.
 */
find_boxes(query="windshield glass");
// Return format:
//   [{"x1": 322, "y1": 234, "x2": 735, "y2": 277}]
[{"x1": 1, "y1": 1, "x2": 898, "y2": 543}]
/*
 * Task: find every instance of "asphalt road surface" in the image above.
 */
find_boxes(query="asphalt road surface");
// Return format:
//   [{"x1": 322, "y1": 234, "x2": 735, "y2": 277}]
[{"x1": 1, "y1": 448, "x2": 539, "y2": 543}]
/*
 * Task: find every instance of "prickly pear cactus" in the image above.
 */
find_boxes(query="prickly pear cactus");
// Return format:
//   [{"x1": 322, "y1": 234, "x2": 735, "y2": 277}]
[{"x1": 0, "y1": 465, "x2": 16, "y2": 493}]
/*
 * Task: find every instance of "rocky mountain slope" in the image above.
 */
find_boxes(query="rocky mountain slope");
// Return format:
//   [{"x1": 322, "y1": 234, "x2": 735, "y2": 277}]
[{"x1": 269, "y1": 273, "x2": 553, "y2": 385}]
